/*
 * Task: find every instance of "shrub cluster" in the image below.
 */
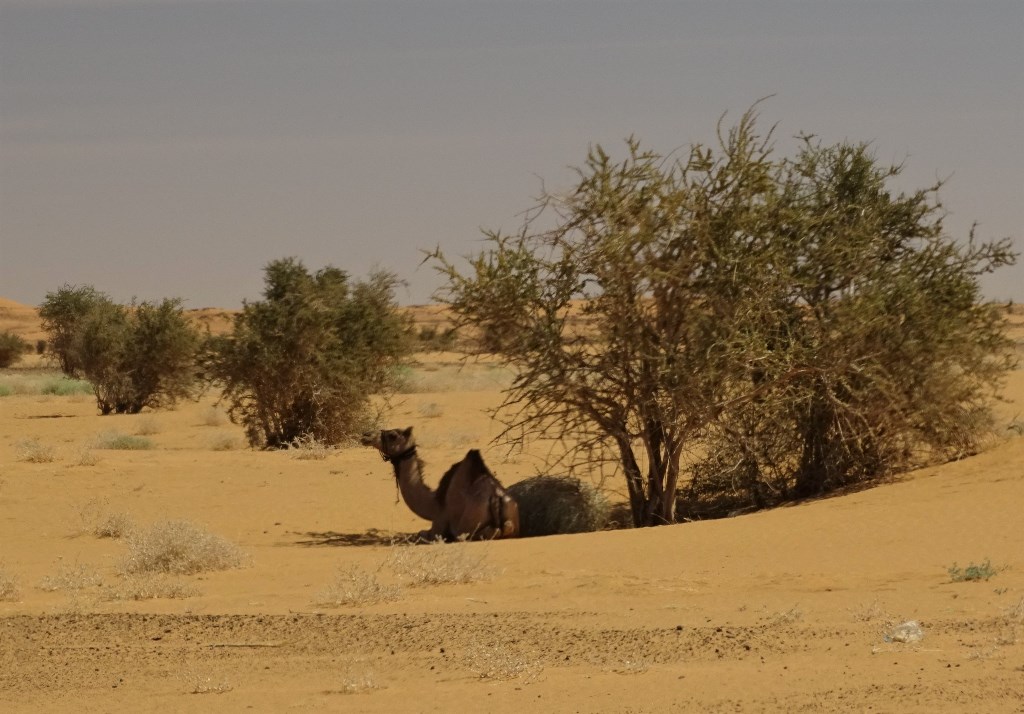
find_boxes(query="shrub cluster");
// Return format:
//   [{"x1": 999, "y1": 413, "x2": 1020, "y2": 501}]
[
  {"x1": 0, "y1": 331, "x2": 28, "y2": 368},
  {"x1": 39, "y1": 286, "x2": 200, "y2": 414},
  {"x1": 202, "y1": 258, "x2": 413, "y2": 448},
  {"x1": 413, "y1": 325, "x2": 459, "y2": 352}
]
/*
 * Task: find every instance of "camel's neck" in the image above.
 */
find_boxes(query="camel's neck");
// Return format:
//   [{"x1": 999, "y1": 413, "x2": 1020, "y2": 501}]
[{"x1": 391, "y1": 452, "x2": 440, "y2": 522}]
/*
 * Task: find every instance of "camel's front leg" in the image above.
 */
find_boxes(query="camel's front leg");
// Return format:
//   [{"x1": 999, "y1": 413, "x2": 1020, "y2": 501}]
[
  {"x1": 410, "y1": 529, "x2": 435, "y2": 543},
  {"x1": 425, "y1": 516, "x2": 453, "y2": 543}
]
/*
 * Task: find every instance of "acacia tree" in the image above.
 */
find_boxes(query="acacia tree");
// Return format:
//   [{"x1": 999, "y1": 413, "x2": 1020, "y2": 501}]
[
  {"x1": 432, "y1": 111, "x2": 782, "y2": 526},
  {"x1": 202, "y1": 258, "x2": 412, "y2": 448},
  {"x1": 38, "y1": 284, "x2": 109, "y2": 376},
  {"x1": 431, "y1": 109, "x2": 1017, "y2": 527}
]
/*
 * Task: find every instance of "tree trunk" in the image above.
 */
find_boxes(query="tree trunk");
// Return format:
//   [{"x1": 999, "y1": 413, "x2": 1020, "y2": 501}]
[
  {"x1": 616, "y1": 437, "x2": 647, "y2": 528},
  {"x1": 794, "y1": 385, "x2": 831, "y2": 498}
]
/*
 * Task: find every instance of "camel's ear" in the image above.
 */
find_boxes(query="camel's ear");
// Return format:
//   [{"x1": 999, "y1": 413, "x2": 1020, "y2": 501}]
[{"x1": 402, "y1": 426, "x2": 413, "y2": 438}]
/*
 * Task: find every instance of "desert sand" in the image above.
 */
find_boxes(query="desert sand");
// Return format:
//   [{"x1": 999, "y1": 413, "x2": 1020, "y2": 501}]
[{"x1": 1, "y1": 301, "x2": 1022, "y2": 713}]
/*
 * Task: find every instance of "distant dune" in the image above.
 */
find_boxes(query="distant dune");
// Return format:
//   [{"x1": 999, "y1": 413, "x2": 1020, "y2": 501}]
[
  {"x1": 0, "y1": 298, "x2": 46, "y2": 343},
  {"x1": 0, "y1": 299, "x2": 459, "y2": 342}
]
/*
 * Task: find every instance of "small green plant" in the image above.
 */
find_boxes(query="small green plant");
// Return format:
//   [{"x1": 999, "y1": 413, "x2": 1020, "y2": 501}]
[
  {"x1": 40, "y1": 377, "x2": 93, "y2": 396},
  {"x1": 0, "y1": 374, "x2": 93, "y2": 397},
  {"x1": 948, "y1": 559, "x2": 1001, "y2": 582},
  {"x1": 93, "y1": 431, "x2": 155, "y2": 450},
  {"x1": 120, "y1": 520, "x2": 246, "y2": 575}
]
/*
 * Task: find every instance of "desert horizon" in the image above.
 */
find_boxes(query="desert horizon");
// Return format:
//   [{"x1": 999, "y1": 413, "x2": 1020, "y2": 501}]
[{"x1": 2, "y1": 297, "x2": 1023, "y2": 712}]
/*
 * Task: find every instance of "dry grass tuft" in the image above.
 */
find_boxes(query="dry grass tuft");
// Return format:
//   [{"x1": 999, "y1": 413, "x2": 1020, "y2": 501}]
[
  {"x1": 763, "y1": 605, "x2": 805, "y2": 626},
  {"x1": 399, "y1": 363, "x2": 515, "y2": 393},
  {"x1": 288, "y1": 433, "x2": 333, "y2": 460},
  {"x1": 0, "y1": 566, "x2": 22, "y2": 601},
  {"x1": 608, "y1": 657, "x2": 651, "y2": 675},
  {"x1": 93, "y1": 431, "x2": 155, "y2": 450},
  {"x1": 71, "y1": 446, "x2": 100, "y2": 467},
  {"x1": 186, "y1": 670, "x2": 233, "y2": 695},
  {"x1": 201, "y1": 406, "x2": 229, "y2": 426},
  {"x1": 135, "y1": 415, "x2": 161, "y2": 436},
  {"x1": 75, "y1": 497, "x2": 134, "y2": 538},
  {"x1": 120, "y1": 520, "x2": 246, "y2": 575},
  {"x1": 103, "y1": 574, "x2": 200, "y2": 601},
  {"x1": 996, "y1": 597, "x2": 1024, "y2": 646},
  {"x1": 1004, "y1": 597, "x2": 1024, "y2": 623},
  {"x1": 385, "y1": 540, "x2": 494, "y2": 586},
  {"x1": 444, "y1": 429, "x2": 478, "y2": 448},
  {"x1": 849, "y1": 599, "x2": 894, "y2": 624},
  {"x1": 314, "y1": 566, "x2": 402, "y2": 607},
  {"x1": 416, "y1": 401, "x2": 444, "y2": 419},
  {"x1": 93, "y1": 511, "x2": 135, "y2": 539},
  {"x1": 208, "y1": 433, "x2": 245, "y2": 451},
  {"x1": 37, "y1": 562, "x2": 103, "y2": 592},
  {"x1": 16, "y1": 438, "x2": 57, "y2": 463},
  {"x1": 330, "y1": 663, "x2": 380, "y2": 694},
  {"x1": 52, "y1": 592, "x2": 93, "y2": 615}
]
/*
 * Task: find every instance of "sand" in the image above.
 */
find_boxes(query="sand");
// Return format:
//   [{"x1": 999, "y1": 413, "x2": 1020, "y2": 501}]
[{"x1": 1, "y1": 304, "x2": 1022, "y2": 712}]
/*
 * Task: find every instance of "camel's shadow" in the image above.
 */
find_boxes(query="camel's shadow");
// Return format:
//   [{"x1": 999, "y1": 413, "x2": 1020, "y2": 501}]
[{"x1": 290, "y1": 528, "x2": 419, "y2": 548}]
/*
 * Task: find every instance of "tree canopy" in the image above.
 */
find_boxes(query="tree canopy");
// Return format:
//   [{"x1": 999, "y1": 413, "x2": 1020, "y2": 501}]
[
  {"x1": 39, "y1": 285, "x2": 200, "y2": 414},
  {"x1": 202, "y1": 258, "x2": 412, "y2": 448},
  {"x1": 431, "y1": 109, "x2": 1017, "y2": 526}
]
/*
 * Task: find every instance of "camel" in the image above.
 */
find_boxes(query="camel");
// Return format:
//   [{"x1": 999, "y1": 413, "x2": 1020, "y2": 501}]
[{"x1": 361, "y1": 426, "x2": 519, "y2": 541}]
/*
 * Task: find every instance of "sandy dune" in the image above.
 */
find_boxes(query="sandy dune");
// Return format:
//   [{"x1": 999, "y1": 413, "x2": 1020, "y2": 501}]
[{"x1": 1, "y1": 305, "x2": 1023, "y2": 712}]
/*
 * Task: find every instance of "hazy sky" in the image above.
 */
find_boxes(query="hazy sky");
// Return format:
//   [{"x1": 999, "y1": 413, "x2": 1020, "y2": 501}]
[{"x1": 2, "y1": 0, "x2": 1021, "y2": 308}]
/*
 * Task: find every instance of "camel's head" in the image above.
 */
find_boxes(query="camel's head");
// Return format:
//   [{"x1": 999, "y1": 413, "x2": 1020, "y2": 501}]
[{"x1": 361, "y1": 426, "x2": 416, "y2": 460}]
